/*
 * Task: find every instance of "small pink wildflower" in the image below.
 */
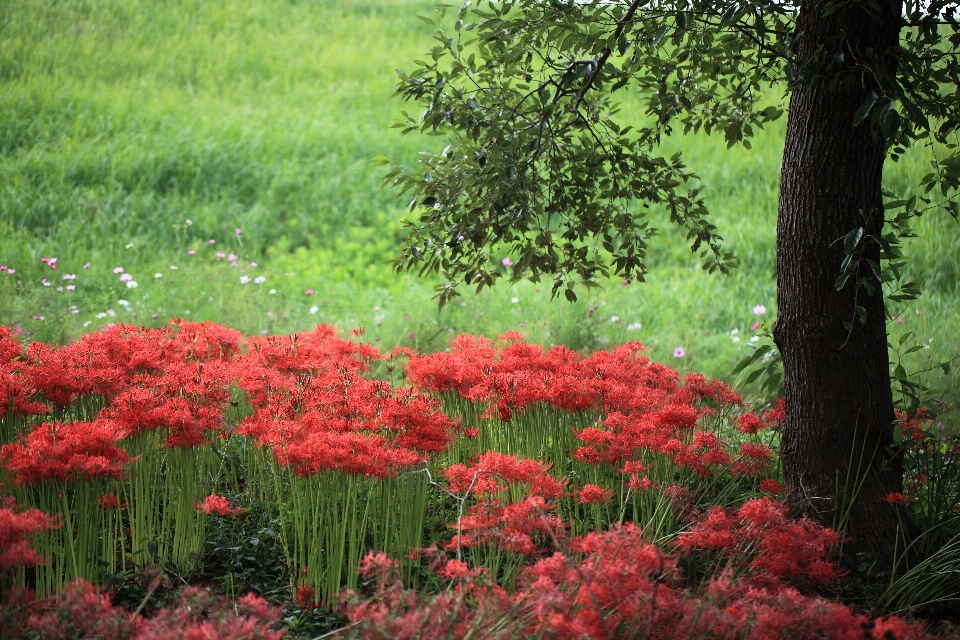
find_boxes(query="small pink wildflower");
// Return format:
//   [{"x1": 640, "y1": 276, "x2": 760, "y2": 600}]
[
  {"x1": 65, "y1": 285, "x2": 75, "y2": 291},
  {"x1": 228, "y1": 253, "x2": 237, "y2": 261},
  {"x1": 216, "y1": 252, "x2": 226, "y2": 258},
  {"x1": 235, "y1": 228, "x2": 243, "y2": 236},
  {"x1": 209, "y1": 239, "x2": 216, "y2": 245},
  {"x1": 83, "y1": 263, "x2": 90, "y2": 269},
  {"x1": 501, "y1": 257, "x2": 513, "y2": 266},
  {"x1": 113, "y1": 267, "x2": 124, "y2": 274},
  {"x1": 673, "y1": 347, "x2": 686, "y2": 358},
  {"x1": 751, "y1": 321, "x2": 760, "y2": 331},
  {"x1": 753, "y1": 305, "x2": 767, "y2": 315},
  {"x1": 304, "y1": 289, "x2": 314, "y2": 295},
  {"x1": 188, "y1": 250, "x2": 196, "y2": 255},
  {"x1": 119, "y1": 274, "x2": 132, "y2": 282}
]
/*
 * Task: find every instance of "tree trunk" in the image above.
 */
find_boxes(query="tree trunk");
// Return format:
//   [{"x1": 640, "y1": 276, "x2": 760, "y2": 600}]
[{"x1": 774, "y1": 0, "x2": 905, "y2": 567}]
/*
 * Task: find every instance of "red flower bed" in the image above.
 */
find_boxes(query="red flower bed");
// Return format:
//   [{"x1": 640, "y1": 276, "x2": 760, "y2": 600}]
[{"x1": 0, "y1": 322, "x2": 944, "y2": 639}]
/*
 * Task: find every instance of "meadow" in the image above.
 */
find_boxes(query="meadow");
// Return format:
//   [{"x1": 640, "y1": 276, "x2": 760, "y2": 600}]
[
  {"x1": 1, "y1": 0, "x2": 957, "y2": 413},
  {"x1": 1, "y1": 0, "x2": 959, "y2": 637}
]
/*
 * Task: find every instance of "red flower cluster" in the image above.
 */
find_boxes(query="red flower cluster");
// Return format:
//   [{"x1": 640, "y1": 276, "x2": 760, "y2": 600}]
[
  {"x1": 97, "y1": 494, "x2": 125, "y2": 510},
  {"x1": 3, "y1": 322, "x2": 457, "y2": 480},
  {"x1": 196, "y1": 494, "x2": 245, "y2": 517},
  {"x1": 235, "y1": 326, "x2": 456, "y2": 478},
  {"x1": 406, "y1": 334, "x2": 741, "y2": 421},
  {"x1": 444, "y1": 451, "x2": 566, "y2": 556},
  {"x1": 0, "y1": 497, "x2": 60, "y2": 573},
  {"x1": 0, "y1": 326, "x2": 49, "y2": 419},
  {"x1": 342, "y1": 523, "x2": 925, "y2": 640},
  {"x1": 15, "y1": 579, "x2": 284, "y2": 640},
  {"x1": 577, "y1": 484, "x2": 612, "y2": 505},
  {"x1": 676, "y1": 497, "x2": 843, "y2": 590},
  {"x1": 7, "y1": 323, "x2": 244, "y2": 448},
  {"x1": 1, "y1": 421, "x2": 133, "y2": 484},
  {"x1": 407, "y1": 333, "x2": 772, "y2": 488}
]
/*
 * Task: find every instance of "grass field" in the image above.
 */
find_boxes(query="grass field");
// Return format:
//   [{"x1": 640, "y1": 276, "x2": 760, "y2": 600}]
[{"x1": 1, "y1": 0, "x2": 958, "y2": 423}]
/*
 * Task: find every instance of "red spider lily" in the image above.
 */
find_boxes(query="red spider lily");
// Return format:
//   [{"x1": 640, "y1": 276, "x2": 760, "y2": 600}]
[
  {"x1": 97, "y1": 494, "x2": 125, "y2": 510},
  {"x1": 735, "y1": 411, "x2": 765, "y2": 434},
  {"x1": 577, "y1": 484, "x2": 612, "y2": 505},
  {"x1": 233, "y1": 326, "x2": 455, "y2": 476},
  {"x1": 444, "y1": 451, "x2": 560, "y2": 496},
  {"x1": 406, "y1": 334, "x2": 737, "y2": 421},
  {"x1": 443, "y1": 452, "x2": 567, "y2": 556},
  {"x1": 677, "y1": 497, "x2": 844, "y2": 590},
  {"x1": 0, "y1": 327, "x2": 49, "y2": 419},
  {"x1": 196, "y1": 494, "x2": 245, "y2": 517},
  {"x1": 277, "y1": 431, "x2": 423, "y2": 479},
  {"x1": 763, "y1": 397, "x2": 786, "y2": 427},
  {"x1": 627, "y1": 475, "x2": 652, "y2": 492},
  {"x1": 343, "y1": 523, "x2": 923, "y2": 640},
  {"x1": 759, "y1": 478, "x2": 781, "y2": 495},
  {"x1": 1, "y1": 420, "x2": 133, "y2": 484},
  {"x1": 732, "y1": 442, "x2": 773, "y2": 477},
  {"x1": 102, "y1": 359, "x2": 236, "y2": 447},
  {"x1": 21, "y1": 325, "x2": 172, "y2": 405},
  {"x1": 0, "y1": 498, "x2": 60, "y2": 573},
  {"x1": 21, "y1": 579, "x2": 135, "y2": 640},
  {"x1": 883, "y1": 492, "x2": 909, "y2": 505},
  {"x1": 295, "y1": 585, "x2": 316, "y2": 608},
  {"x1": 574, "y1": 408, "x2": 734, "y2": 478},
  {"x1": 895, "y1": 408, "x2": 935, "y2": 442},
  {"x1": 449, "y1": 495, "x2": 565, "y2": 556}
]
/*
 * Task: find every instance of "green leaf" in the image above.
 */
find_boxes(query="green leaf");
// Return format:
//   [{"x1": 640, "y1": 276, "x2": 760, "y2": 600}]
[
  {"x1": 843, "y1": 227, "x2": 864, "y2": 253},
  {"x1": 674, "y1": 11, "x2": 687, "y2": 31},
  {"x1": 652, "y1": 25, "x2": 668, "y2": 47},
  {"x1": 720, "y1": 3, "x2": 740, "y2": 27},
  {"x1": 853, "y1": 92, "x2": 878, "y2": 127}
]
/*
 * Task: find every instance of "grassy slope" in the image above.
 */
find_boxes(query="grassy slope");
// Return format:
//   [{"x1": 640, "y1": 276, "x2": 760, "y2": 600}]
[{"x1": 0, "y1": 0, "x2": 957, "y2": 424}]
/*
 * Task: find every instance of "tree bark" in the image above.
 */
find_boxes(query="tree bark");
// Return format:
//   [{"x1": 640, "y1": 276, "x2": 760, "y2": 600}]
[{"x1": 774, "y1": 0, "x2": 905, "y2": 567}]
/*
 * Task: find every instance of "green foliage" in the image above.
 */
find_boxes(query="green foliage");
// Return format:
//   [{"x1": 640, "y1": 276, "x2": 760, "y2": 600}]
[{"x1": 198, "y1": 501, "x2": 288, "y2": 601}]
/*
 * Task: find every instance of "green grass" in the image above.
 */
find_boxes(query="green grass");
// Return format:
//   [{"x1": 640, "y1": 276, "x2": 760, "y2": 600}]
[{"x1": 1, "y1": 0, "x2": 957, "y2": 427}]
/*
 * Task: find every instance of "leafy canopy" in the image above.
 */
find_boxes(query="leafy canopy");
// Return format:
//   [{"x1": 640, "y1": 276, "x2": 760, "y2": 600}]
[{"x1": 381, "y1": 0, "x2": 960, "y2": 308}]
